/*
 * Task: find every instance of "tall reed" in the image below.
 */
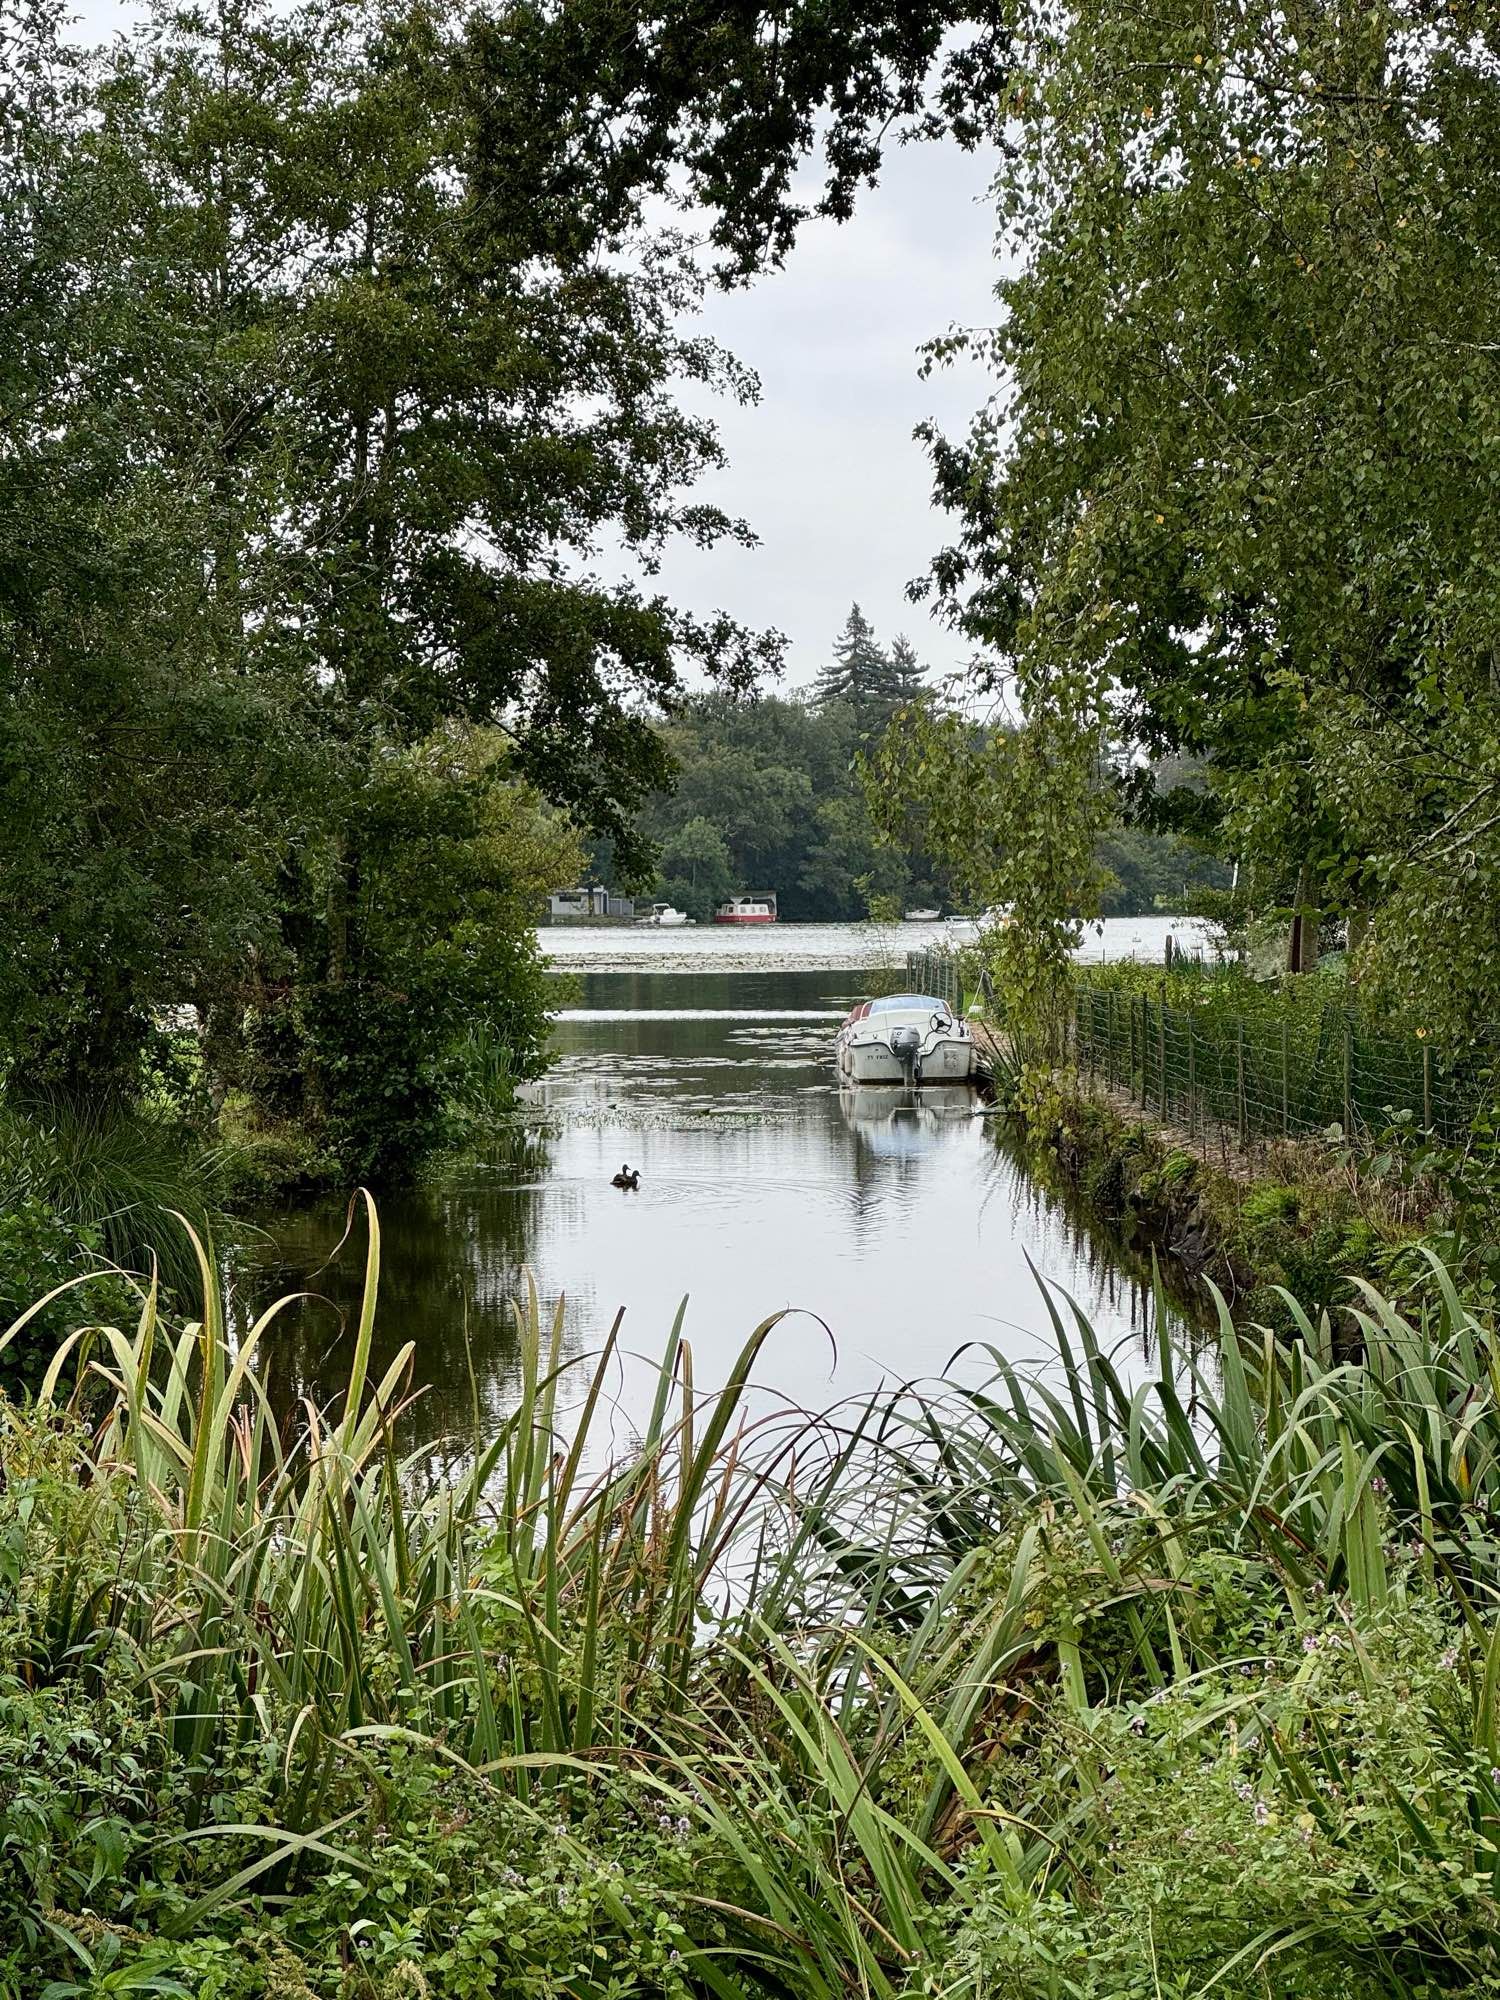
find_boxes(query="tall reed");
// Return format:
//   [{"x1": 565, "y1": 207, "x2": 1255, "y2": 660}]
[{"x1": 3, "y1": 1206, "x2": 1498, "y2": 1996}]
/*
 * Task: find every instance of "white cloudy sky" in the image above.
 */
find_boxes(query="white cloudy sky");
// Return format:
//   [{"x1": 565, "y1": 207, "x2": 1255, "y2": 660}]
[{"x1": 66, "y1": 1, "x2": 1002, "y2": 691}]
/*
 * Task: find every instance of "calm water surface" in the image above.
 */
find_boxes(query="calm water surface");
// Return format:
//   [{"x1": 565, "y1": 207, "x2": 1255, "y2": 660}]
[{"x1": 239, "y1": 925, "x2": 1210, "y2": 1448}]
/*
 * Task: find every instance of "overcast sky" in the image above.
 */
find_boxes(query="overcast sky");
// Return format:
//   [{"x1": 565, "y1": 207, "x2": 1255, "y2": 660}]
[{"x1": 66, "y1": 0, "x2": 1002, "y2": 692}]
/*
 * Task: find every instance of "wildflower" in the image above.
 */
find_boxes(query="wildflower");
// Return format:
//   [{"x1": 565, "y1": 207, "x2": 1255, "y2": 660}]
[
  {"x1": 1254, "y1": 1800, "x2": 1271, "y2": 1825},
  {"x1": 1489, "y1": 1766, "x2": 1500, "y2": 1785},
  {"x1": 675, "y1": 1816, "x2": 692, "y2": 1840},
  {"x1": 1235, "y1": 1782, "x2": 1254, "y2": 1803},
  {"x1": 1371, "y1": 1475, "x2": 1388, "y2": 1495},
  {"x1": 1239, "y1": 1662, "x2": 1253, "y2": 1677},
  {"x1": 1416, "y1": 1027, "x2": 1428, "y2": 1040},
  {"x1": 1442, "y1": 1647, "x2": 1459, "y2": 1670},
  {"x1": 1130, "y1": 1714, "x2": 1148, "y2": 1736},
  {"x1": 1302, "y1": 1633, "x2": 1319, "y2": 1654}
]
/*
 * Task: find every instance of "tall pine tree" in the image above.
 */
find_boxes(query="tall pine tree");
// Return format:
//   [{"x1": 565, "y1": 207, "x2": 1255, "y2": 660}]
[{"x1": 813, "y1": 604, "x2": 890, "y2": 710}]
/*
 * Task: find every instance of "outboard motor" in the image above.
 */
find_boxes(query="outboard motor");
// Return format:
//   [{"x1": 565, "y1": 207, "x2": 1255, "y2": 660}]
[{"x1": 888, "y1": 1023, "x2": 922, "y2": 1084}]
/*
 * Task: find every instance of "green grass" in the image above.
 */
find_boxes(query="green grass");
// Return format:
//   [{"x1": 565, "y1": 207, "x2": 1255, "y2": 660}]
[{"x1": 2, "y1": 1209, "x2": 1500, "y2": 1994}]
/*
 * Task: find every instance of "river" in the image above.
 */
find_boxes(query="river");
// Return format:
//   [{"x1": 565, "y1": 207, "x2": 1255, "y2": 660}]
[{"x1": 237, "y1": 918, "x2": 1214, "y2": 1450}]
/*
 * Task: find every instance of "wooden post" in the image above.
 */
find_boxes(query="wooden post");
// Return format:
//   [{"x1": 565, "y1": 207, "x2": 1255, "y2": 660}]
[
  {"x1": 1236, "y1": 1019, "x2": 1247, "y2": 1145},
  {"x1": 1281, "y1": 1019, "x2": 1289, "y2": 1136}
]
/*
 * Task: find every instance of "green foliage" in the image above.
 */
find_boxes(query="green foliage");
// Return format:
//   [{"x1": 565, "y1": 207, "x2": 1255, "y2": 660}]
[
  {"x1": 2, "y1": 1207, "x2": 1500, "y2": 1993},
  {"x1": 918, "y1": 0, "x2": 1500, "y2": 1039},
  {"x1": 867, "y1": 702, "x2": 1109, "y2": 1036},
  {"x1": 630, "y1": 679, "x2": 949, "y2": 921},
  {"x1": 2, "y1": 0, "x2": 781, "y2": 1163}
]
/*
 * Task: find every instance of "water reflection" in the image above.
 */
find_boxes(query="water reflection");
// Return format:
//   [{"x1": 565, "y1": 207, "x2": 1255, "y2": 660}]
[{"x1": 233, "y1": 967, "x2": 1201, "y2": 1452}]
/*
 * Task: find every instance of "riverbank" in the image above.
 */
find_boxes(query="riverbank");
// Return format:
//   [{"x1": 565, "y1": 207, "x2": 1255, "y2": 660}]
[
  {"x1": 1002, "y1": 1062, "x2": 1421, "y2": 1326},
  {"x1": 976, "y1": 956, "x2": 1476, "y2": 1327}
]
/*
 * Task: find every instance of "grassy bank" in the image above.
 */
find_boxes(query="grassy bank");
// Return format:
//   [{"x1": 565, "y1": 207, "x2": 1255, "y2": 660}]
[{"x1": 2, "y1": 1200, "x2": 1500, "y2": 1995}]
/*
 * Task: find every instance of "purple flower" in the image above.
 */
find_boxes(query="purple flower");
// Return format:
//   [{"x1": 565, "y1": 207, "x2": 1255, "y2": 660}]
[
  {"x1": 1371, "y1": 1475, "x2": 1388, "y2": 1495},
  {"x1": 1130, "y1": 1714, "x2": 1147, "y2": 1736},
  {"x1": 1303, "y1": 1633, "x2": 1319, "y2": 1654},
  {"x1": 1442, "y1": 1648, "x2": 1459, "y2": 1670},
  {"x1": 1253, "y1": 1800, "x2": 1271, "y2": 1825}
]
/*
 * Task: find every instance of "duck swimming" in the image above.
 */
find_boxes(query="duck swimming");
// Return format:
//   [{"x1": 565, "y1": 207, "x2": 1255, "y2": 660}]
[{"x1": 610, "y1": 1164, "x2": 640, "y2": 1190}]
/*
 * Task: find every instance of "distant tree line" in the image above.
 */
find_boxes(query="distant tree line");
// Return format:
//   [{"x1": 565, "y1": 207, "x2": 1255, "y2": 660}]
[{"x1": 586, "y1": 608, "x2": 1227, "y2": 922}]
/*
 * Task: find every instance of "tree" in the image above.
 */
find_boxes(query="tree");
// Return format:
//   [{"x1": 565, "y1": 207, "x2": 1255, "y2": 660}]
[
  {"x1": 466, "y1": 2, "x2": 1009, "y2": 282},
  {"x1": 887, "y1": 635, "x2": 927, "y2": 708},
  {"x1": 0, "y1": 0, "x2": 300, "y2": 1096},
  {"x1": 3, "y1": 0, "x2": 792, "y2": 1171},
  {"x1": 912, "y1": 0, "x2": 1500, "y2": 1036},
  {"x1": 658, "y1": 817, "x2": 735, "y2": 922}
]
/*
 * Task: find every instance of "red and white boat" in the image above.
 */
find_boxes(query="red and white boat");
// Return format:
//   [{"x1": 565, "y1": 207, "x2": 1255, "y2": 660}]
[{"x1": 714, "y1": 894, "x2": 777, "y2": 925}]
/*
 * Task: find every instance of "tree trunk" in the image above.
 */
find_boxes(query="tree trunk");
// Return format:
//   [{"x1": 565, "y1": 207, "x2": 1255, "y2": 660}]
[{"x1": 1287, "y1": 864, "x2": 1320, "y2": 975}]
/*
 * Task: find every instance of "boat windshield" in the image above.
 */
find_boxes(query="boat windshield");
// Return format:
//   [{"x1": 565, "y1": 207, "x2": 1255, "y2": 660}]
[{"x1": 867, "y1": 994, "x2": 949, "y2": 1014}]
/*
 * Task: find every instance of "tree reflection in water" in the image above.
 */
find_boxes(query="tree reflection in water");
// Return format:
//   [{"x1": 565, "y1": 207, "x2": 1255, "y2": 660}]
[{"x1": 231, "y1": 1126, "x2": 558, "y2": 1455}]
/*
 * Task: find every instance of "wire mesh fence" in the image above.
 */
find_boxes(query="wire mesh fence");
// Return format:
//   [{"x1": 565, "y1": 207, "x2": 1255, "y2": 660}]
[
  {"x1": 1071, "y1": 986, "x2": 1481, "y2": 1148},
  {"x1": 907, "y1": 948, "x2": 964, "y2": 1014}
]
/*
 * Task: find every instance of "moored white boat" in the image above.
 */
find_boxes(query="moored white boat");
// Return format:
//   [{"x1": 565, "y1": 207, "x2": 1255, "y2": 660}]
[
  {"x1": 835, "y1": 993, "x2": 975, "y2": 1085},
  {"x1": 902, "y1": 907, "x2": 940, "y2": 922},
  {"x1": 637, "y1": 902, "x2": 691, "y2": 927}
]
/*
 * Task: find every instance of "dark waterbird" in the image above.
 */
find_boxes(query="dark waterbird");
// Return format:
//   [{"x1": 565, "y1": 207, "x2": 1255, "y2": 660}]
[{"x1": 610, "y1": 1164, "x2": 640, "y2": 1190}]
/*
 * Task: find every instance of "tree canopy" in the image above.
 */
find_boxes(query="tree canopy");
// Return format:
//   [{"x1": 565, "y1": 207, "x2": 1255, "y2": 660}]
[
  {"x1": 905, "y1": 0, "x2": 1500, "y2": 1034},
  {"x1": 1, "y1": 0, "x2": 792, "y2": 1169}
]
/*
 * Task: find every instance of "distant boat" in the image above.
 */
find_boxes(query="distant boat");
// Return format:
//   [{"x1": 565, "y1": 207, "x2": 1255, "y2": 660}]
[
  {"x1": 714, "y1": 896, "x2": 776, "y2": 925},
  {"x1": 835, "y1": 993, "x2": 975, "y2": 1085},
  {"x1": 903, "y1": 907, "x2": 940, "y2": 922},
  {"x1": 637, "y1": 902, "x2": 691, "y2": 927}
]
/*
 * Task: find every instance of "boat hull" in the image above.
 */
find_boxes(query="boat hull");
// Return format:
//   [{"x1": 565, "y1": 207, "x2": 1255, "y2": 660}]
[
  {"x1": 713, "y1": 912, "x2": 775, "y2": 924},
  {"x1": 837, "y1": 1036, "x2": 974, "y2": 1084}
]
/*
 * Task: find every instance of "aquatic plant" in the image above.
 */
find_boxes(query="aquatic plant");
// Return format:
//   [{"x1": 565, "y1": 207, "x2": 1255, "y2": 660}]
[{"x1": 2, "y1": 1207, "x2": 1499, "y2": 1994}]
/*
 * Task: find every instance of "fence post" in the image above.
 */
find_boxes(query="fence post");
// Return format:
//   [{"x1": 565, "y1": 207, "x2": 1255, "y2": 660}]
[
  {"x1": 1281, "y1": 1019, "x2": 1289, "y2": 1136},
  {"x1": 1342, "y1": 1022, "x2": 1353, "y2": 1135},
  {"x1": 1158, "y1": 1002, "x2": 1167, "y2": 1119},
  {"x1": 1186, "y1": 1017, "x2": 1196, "y2": 1135},
  {"x1": 1423, "y1": 1043, "x2": 1432, "y2": 1131},
  {"x1": 1236, "y1": 1019, "x2": 1247, "y2": 1146},
  {"x1": 1129, "y1": 998, "x2": 1138, "y2": 1104},
  {"x1": 1107, "y1": 990, "x2": 1116, "y2": 1088}
]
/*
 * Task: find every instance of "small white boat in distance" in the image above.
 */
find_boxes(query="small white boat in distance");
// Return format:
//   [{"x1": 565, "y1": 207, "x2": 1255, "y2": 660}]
[
  {"x1": 902, "y1": 907, "x2": 940, "y2": 922},
  {"x1": 836, "y1": 993, "x2": 975, "y2": 1085},
  {"x1": 638, "y1": 902, "x2": 690, "y2": 927}
]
